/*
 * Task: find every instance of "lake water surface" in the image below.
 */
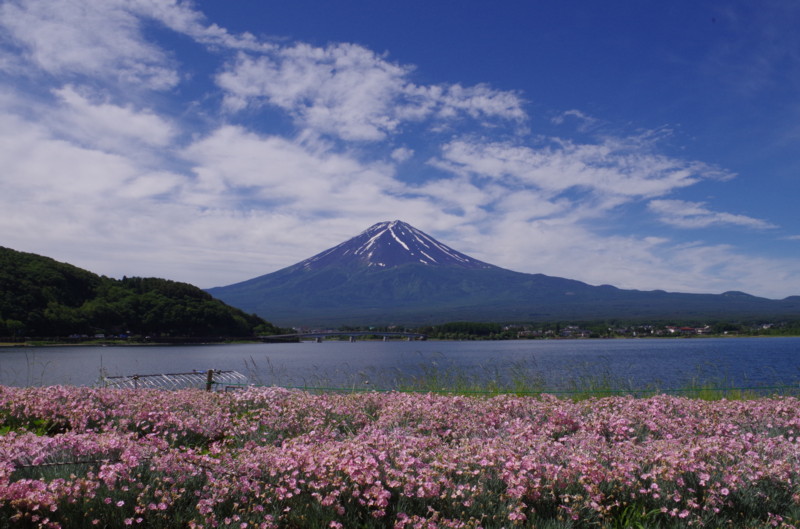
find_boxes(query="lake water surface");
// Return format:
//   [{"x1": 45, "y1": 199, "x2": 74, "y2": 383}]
[{"x1": 2, "y1": 337, "x2": 799, "y2": 392}]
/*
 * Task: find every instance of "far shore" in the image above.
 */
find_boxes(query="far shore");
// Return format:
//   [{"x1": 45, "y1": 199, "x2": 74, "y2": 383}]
[{"x1": 2, "y1": 333, "x2": 798, "y2": 349}]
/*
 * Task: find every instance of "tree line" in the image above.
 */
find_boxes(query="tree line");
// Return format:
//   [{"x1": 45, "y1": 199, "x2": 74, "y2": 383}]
[
  {"x1": 351, "y1": 319, "x2": 800, "y2": 340},
  {"x1": 0, "y1": 247, "x2": 281, "y2": 340}
]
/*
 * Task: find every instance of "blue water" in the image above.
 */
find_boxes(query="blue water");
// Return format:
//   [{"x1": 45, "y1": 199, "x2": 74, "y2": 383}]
[{"x1": 1, "y1": 338, "x2": 799, "y2": 391}]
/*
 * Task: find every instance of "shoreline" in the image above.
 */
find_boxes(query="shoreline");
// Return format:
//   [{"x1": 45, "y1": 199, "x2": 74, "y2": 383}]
[
  {"x1": 0, "y1": 339, "x2": 266, "y2": 348},
  {"x1": 2, "y1": 333, "x2": 798, "y2": 349}
]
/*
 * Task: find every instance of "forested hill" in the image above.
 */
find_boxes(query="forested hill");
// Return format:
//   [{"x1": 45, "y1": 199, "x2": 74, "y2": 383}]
[{"x1": 0, "y1": 246, "x2": 281, "y2": 339}]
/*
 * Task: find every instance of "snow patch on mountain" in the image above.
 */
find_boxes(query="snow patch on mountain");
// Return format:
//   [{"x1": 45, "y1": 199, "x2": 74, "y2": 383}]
[{"x1": 295, "y1": 220, "x2": 496, "y2": 271}]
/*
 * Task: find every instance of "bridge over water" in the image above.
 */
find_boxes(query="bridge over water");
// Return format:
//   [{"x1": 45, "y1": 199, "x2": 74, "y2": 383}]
[{"x1": 261, "y1": 331, "x2": 427, "y2": 342}]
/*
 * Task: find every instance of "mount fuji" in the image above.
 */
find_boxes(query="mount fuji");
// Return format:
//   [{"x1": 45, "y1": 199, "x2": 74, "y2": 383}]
[
  {"x1": 207, "y1": 221, "x2": 800, "y2": 326},
  {"x1": 292, "y1": 220, "x2": 495, "y2": 271}
]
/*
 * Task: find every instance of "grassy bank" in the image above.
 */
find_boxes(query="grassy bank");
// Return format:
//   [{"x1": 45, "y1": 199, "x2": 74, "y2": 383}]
[{"x1": 239, "y1": 353, "x2": 800, "y2": 402}]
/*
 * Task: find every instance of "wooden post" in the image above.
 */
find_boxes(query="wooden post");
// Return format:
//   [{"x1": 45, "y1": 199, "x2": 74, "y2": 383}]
[{"x1": 206, "y1": 369, "x2": 214, "y2": 391}]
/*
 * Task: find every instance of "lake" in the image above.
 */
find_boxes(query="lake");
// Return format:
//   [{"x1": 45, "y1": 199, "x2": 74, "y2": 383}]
[{"x1": 2, "y1": 337, "x2": 800, "y2": 393}]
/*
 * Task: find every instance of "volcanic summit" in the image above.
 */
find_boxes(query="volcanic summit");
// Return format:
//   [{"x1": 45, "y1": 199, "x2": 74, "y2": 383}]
[{"x1": 296, "y1": 220, "x2": 495, "y2": 271}]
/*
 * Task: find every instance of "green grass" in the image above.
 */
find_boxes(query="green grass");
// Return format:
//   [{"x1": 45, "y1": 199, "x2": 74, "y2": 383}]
[{"x1": 243, "y1": 356, "x2": 800, "y2": 401}]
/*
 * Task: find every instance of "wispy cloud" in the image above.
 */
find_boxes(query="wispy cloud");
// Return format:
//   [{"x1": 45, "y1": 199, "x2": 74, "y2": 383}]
[
  {"x1": 216, "y1": 43, "x2": 526, "y2": 141},
  {"x1": 0, "y1": 0, "x2": 179, "y2": 89},
  {"x1": 430, "y1": 135, "x2": 728, "y2": 200},
  {"x1": 708, "y1": 1, "x2": 800, "y2": 97},
  {"x1": 51, "y1": 85, "x2": 176, "y2": 151},
  {"x1": 0, "y1": 0, "x2": 267, "y2": 88},
  {"x1": 390, "y1": 147, "x2": 414, "y2": 163},
  {"x1": 551, "y1": 109, "x2": 599, "y2": 132},
  {"x1": 648, "y1": 199, "x2": 777, "y2": 229}
]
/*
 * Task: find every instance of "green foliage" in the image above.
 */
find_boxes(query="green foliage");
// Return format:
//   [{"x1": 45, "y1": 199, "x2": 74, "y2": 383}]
[
  {"x1": 420, "y1": 321, "x2": 507, "y2": 340},
  {"x1": 0, "y1": 246, "x2": 281, "y2": 339}
]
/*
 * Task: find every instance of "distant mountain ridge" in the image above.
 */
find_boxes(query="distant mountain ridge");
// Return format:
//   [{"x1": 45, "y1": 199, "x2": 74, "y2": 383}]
[{"x1": 208, "y1": 221, "x2": 800, "y2": 326}]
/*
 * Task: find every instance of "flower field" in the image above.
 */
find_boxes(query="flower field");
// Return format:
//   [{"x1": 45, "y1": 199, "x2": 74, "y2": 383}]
[{"x1": 1, "y1": 386, "x2": 799, "y2": 528}]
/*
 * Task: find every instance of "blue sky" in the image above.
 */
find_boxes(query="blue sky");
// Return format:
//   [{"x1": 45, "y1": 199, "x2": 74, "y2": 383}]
[{"x1": 1, "y1": 0, "x2": 799, "y2": 299}]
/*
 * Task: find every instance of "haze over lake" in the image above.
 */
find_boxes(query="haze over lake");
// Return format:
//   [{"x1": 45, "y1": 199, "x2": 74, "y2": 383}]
[{"x1": 2, "y1": 338, "x2": 799, "y2": 393}]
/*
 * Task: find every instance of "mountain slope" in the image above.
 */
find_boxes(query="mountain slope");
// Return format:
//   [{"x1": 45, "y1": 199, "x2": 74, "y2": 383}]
[
  {"x1": 207, "y1": 221, "x2": 800, "y2": 326},
  {"x1": 296, "y1": 220, "x2": 496, "y2": 271},
  {"x1": 0, "y1": 246, "x2": 281, "y2": 338}
]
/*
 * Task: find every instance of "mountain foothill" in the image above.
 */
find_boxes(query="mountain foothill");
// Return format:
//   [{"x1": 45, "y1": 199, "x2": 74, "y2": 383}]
[{"x1": 0, "y1": 246, "x2": 281, "y2": 340}]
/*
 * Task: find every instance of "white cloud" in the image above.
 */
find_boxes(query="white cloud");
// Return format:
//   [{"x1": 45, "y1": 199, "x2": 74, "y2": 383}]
[
  {"x1": 448, "y1": 213, "x2": 799, "y2": 299},
  {"x1": 492, "y1": 190, "x2": 570, "y2": 223},
  {"x1": 181, "y1": 125, "x2": 401, "y2": 207},
  {"x1": 51, "y1": 85, "x2": 176, "y2": 152},
  {"x1": 0, "y1": 0, "x2": 179, "y2": 90},
  {"x1": 648, "y1": 199, "x2": 776, "y2": 229},
  {"x1": 411, "y1": 82, "x2": 527, "y2": 121},
  {"x1": 632, "y1": 241, "x2": 800, "y2": 298},
  {"x1": 409, "y1": 177, "x2": 497, "y2": 220},
  {"x1": 430, "y1": 135, "x2": 726, "y2": 202},
  {"x1": 126, "y1": 0, "x2": 268, "y2": 51},
  {"x1": 0, "y1": 113, "x2": 145, "y2": 201},
  {"x1": 391, "y1": 147, "x2": 414, "y2": 163},
  {"x1": 0, "y1": 110, "x2": 192, "y2": 273},
  {"x1": 216, "y1": 42, "x2": 526, "y2": 141},
  {"x1": 551, "y1": 109, "x2": 598, "y2": 131},
  {"x1": 0, "y1": 0, "x2": 271, "y2": 90},
  {"x1": 217, "y1": 44, "x2": 411, "y2": 140}
]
